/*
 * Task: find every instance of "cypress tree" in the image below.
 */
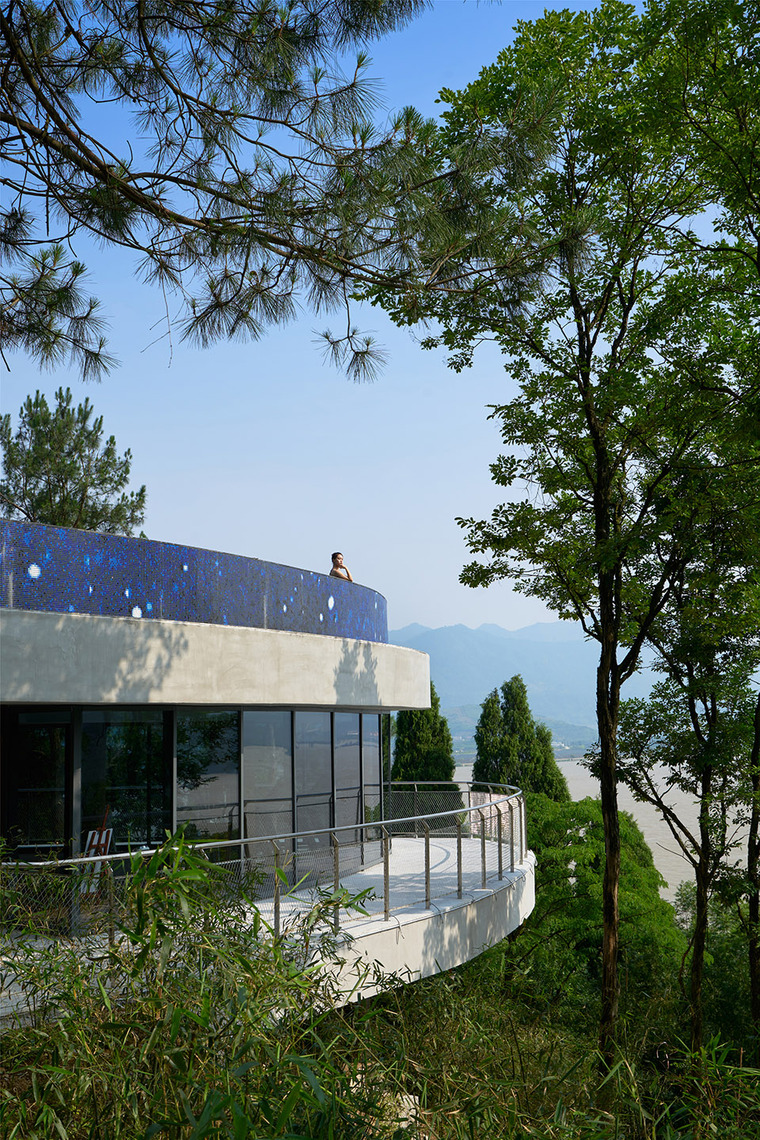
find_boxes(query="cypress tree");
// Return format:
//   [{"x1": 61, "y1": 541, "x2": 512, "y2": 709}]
[
  {"x1": 473, "y1": 676, "x2": 569, "y2": 801},
  {"x1": 392, "y1": 682, "x2": 454, "y2": 782}
]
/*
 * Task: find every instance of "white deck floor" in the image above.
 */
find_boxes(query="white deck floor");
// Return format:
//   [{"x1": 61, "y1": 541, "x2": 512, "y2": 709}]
[{"x1": 1, "y1": 838, "x2": 536, "y2": 1019}]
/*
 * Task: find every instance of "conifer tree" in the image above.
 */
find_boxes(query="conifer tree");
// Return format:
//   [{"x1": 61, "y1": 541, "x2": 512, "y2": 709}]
[
  {"x1": 0, "y1": 388, "x2": 146, "y2": 534},
  {"x1": 0, "y1": 0, "x2": 434, "y2": 378},
  {"x1": 392, "y1": 682, "x2": 454, "y2": 782},
  {"x1": 473, "y1": 676, "x2": 569, "y2": 801}
]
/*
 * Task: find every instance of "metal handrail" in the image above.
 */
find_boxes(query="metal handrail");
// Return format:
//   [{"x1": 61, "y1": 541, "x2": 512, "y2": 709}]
[
  {"x1": 3, "y1": 784, "x2": 523, "y2": 872},
  {"x1": 2, "y1": 783, "x2": 529, "y2": 940}
]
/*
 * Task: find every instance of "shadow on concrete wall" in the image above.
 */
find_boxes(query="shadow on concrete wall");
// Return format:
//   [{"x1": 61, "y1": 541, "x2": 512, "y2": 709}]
[
  {"x1": 332, "y1": 639, "x2": 380, "y2": 707},
  {"x1": 1, "y1": 612, "x2": 189, "y2": 704}
]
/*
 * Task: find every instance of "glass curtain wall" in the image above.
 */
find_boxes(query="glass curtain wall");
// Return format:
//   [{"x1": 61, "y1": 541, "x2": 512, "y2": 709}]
[
  {"x1": 294, "y1": 711, "x2": 332, "y2": 836},
  {"x1": 362, "y1": 714, "x2": 382, "y2": 861},
  {"x1": 2, "y1": 705, "x2": 389, "y2": 866},
  {"x1": 176, "y1": 710, "x2": 240, "y2": 844},
  {"x1": 362, "y1": 715, "x2": 381, "y2": 822},
  {"x1": 334, "y1": 712, "x2": 361, "y2": 841},
  {"x1": 242, "y1": 711, "x2": 293, "y2": 842},
  {"x1": 81, "y1": 710, "x2": 171, "y2": 852},
  {"x1": 2, "y1": 710, "x2": 70, "y2": 855}
]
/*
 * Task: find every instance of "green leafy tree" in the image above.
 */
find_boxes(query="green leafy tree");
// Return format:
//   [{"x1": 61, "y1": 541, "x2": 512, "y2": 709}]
[
  {"x1": 675, "y1": 882, "x2": 756, "y2": 1055},
  {"x1": 512, "y1": 794, "x2": 686, "y2": 1036},
  {"x1": 473, "y1": 676, "x2": 569, "y2": 801},
  {"x1": 371, "y1": 1, "x2": 760, "y2": 1059},
  {"x1": 615, "y1": 501, "x2": 760, "y2": 1047},
  {"x1": 0, "y1": 0, "x2": 438, "y2": 379},
  {"x1": 392, "y1": 681, "x2": 454, "y2": 783},
  {"x1": 0, "y1": 387, "x2": 146, "y2": 534},
  {"x1": 641, "y1": 0, "x2": 760, "y2": 276},
  {"x1": 618, "y1": 683, "x2": 760, "y2": 1050}
]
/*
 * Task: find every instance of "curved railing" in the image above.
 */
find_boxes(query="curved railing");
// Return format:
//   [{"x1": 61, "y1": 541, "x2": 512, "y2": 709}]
[{"x1": 1, "y1": 783, "x2": 528, "y2": 941}]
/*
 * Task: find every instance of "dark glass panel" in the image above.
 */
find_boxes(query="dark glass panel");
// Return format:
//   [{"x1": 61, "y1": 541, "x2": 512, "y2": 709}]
[
  {"x1": 381, "y1": 713, "x2": 392, "y2": 783},
  {"x1": 242, "y1": 711, "x2": 293, "y2": 841},
  {"x1": 334, "y1": 713, "x2": 361, "y2": 838},
  {"x1": 3, "y1": 717, "x2": 68, "y2": 853},
  {"x1": 362, "y1": 714, "x2": 381, "y2": 817},
  {"x1": 176, "y1": 711, "x2": 240, "y2": 842},
  {"x1": 294, "y1": 711, "x2": 332, "y2": 842},
  {"x1": 362, "y1": 714, "x2": 382, "y2": 863},
  {"x1": 82, "y1": 710, "x2": 168, "y2": 852}
]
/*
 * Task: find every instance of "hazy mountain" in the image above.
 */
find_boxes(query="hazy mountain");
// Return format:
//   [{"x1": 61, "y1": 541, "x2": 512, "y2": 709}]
[{"x1": 390, "y1": 621, "x2": 654, "y2": 757}]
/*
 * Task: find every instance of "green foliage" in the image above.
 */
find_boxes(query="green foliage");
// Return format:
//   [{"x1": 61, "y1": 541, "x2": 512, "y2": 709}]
[
  {"x1": 641, "y1": 0, "x2": 760, "y2": 269},
  {"x1": 392, "y1": 681, "x2": 455, "y2": 782},
  {"x1": 360, "y1": 945, "x2": 760, "y2": 1140},
  {"x1": 0, "y1": 387, "x2": 146, "y2": 534},
  {"x1": 3, "y1": 831, "x2": 760, "y2": 1139},
  {"x1": 0, "y1": 239, "x2": 115, "y2": 380},
  {"x1": 474, "y1": 677, "x2": 569, "y2": 801},
  {"x1": 374, "y1": 0, "x2": 760, "y2": 1052},
  {"x1": 0, "y1": 834, "x2": 415, "y2": 1139},
  {"x1": 0, "y1": 0, "x2": 435, "y2": 378},
  {"x1": 516, "y1": 794, "x2": 685, "y2": 1036},
  {"x1": 674, "y1": 883, "x2": 757, "y2": 1053},
  {"x1": 614, "y1": 503, "x2": 760, "y2": 1046}
]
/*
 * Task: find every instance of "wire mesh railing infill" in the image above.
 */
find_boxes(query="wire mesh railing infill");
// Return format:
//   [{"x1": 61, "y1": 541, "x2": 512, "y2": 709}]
[{"x1": 1, "y1": 783, "x2": 527, "y2": 941}]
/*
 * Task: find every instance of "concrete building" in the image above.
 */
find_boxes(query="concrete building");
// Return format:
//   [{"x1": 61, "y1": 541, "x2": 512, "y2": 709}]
[{"x1": 0, "y1": 519, "x2": 535, "y2": 994}]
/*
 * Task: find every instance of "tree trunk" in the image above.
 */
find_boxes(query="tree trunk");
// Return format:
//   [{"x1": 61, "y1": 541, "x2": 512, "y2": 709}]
[
  {"x1": 748, "y1": 696, "x2": 760, "y2": 1038},
  {"x1": 597, "y1": 637, "x2": 621, "y2": 1064},
  {"x1": 691, "y1": 849, "x2": 710, "y2": 1051},
  {"x1": 689, "y1": 754, "x2": 718, "y2": 1052}
]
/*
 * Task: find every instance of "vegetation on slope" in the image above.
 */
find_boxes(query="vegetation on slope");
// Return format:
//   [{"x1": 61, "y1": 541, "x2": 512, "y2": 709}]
[{"x1": 2, "y1": 830, "x2": 759, "y2": 1139}]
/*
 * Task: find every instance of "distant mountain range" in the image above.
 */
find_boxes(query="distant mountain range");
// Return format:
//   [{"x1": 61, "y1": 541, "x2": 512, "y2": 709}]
[{"x1": 390, "y1": 621, "x2": 654, "y2": 759}]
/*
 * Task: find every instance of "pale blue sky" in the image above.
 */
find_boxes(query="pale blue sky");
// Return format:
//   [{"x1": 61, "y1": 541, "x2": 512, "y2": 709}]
[{"x1": 2, "y1": 2, "x2": 589, "y2": 631}]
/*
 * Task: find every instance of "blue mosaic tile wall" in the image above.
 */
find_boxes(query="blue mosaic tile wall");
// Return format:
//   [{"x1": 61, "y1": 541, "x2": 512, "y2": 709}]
[{"x1": 0, "y1": 519, "x2": 388, "y2": 644}]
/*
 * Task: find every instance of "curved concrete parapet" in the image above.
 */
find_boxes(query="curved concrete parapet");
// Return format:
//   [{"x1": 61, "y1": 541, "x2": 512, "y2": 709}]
[
  {"x1": 0, "y1": 518, "x2": 387, "y2": 642},
  {"x1": 335, "y1": 854, "x2": 536, "y2": 1000},
  {"x1": 0, "y1": 609, "x2": 429, "y2": 708}
]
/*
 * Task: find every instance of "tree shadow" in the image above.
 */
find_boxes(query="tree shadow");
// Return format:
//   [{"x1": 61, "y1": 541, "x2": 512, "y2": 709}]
[
  {"x1": 332, "y1": 639, "x2": 380, "y2": 706},
  {"x1": 1, "y1": 611, "x2": 189, "y2": 703}
]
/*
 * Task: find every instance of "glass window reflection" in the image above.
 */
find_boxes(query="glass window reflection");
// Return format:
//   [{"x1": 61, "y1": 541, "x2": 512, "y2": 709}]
[
  {"x1": 334, "y1": 713, "x2": 361, "y2": 837},
  {"x1": 3, "y1": 712, "x2": 70, "y2": 855},
  {"x1": 294, "y1": 711, "x2": 332, "y2": 839},
  {"x1": 177, "y1": 710, "x2": 240, "y2": 842},
  {"x1": 82, "y1": 710, "x2": 169, "y2": 852},
  {"x1": 242, "y1": 711, "x2": 293, "y2": 840}
]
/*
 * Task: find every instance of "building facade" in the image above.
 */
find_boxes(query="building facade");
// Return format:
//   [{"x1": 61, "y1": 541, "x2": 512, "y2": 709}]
[{"x1": 0, "y1": 519, "x2": 430, "y2": 861}]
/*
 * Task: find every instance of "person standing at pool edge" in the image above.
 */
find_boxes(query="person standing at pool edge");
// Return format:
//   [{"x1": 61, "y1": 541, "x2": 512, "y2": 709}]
[{"x1": 329, "y1": 552, "x2": 353, "y2": 582}]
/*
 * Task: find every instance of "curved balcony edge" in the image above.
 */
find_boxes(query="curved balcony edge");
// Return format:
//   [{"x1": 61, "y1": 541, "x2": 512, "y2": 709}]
[{"x1": 2, "y1": 784, "x2": 536, "y2": 1013}]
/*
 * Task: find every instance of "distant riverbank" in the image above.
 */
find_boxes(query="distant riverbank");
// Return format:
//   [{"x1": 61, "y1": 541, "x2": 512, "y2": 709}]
[{"x1": 456, "y1": 759, "x2": 701, "y2": 902}]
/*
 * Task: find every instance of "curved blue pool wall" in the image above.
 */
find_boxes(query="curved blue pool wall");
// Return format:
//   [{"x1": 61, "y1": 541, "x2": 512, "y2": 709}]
[{"x1": 0, "y1": 519, "x2": 388, "y2": 643}]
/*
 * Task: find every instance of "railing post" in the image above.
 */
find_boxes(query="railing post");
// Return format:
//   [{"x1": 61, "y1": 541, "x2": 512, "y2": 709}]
[
  {"x1": 381, "y1": 826, "x2": 390, "y2": 921},
  {"x1": 422, "y1": 821, "x2": 430, "y2": 909},
  {"x1": 107, "y1": 865, "x2": 115, "y2": 947},
  {"x1": 414, "y1": 784, "x2": 419, "y2": 836},
  {"x1": 456, "y1": 817, "x2": 463, "y2": 899},
  {"x1": 271, "y1": 839, "x2": 281, "y2": 938},
  {"x1": 331, "y1": 832, "x2": 340, "y2": 934},
  {"x1": 496, "y1": 804, "x2": 503, "y2": 881},
  {"x1": 478, "y1": 809, "x2": 487, "y2": 888},
  {"x1": 509, "y1": 801, "x2": 515, "y2": 873},
  {"x1": 522, "y1": 795, "x2": 528, "y2": 861}
]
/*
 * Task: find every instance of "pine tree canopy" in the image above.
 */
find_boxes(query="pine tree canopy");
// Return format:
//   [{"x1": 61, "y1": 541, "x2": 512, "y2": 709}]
[
  {"x1": 0, "y1": 387, "x2": 146, "y2": 534},
  {"x1": 473, "y1": 676, "x2": 569, "y2": 801},
  {"x1": 392, "y1": 681, "x2": 454, "y2": 783},
  {"x1": 0, "y1": 0, "x2": 433, "y2": 379}
]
